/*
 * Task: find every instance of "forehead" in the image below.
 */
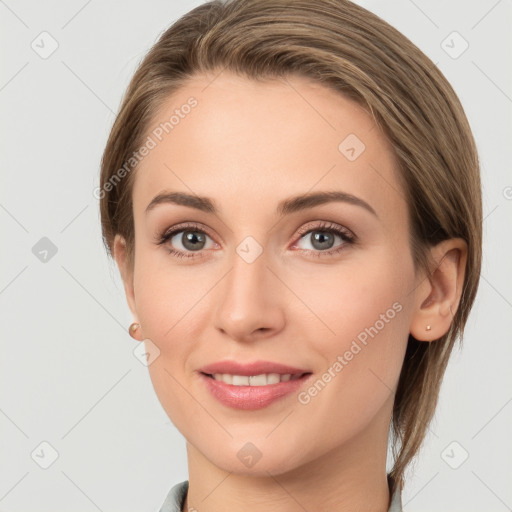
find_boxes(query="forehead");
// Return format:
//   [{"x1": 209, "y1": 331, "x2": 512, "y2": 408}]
[{"x1": 132, "y1": 71, "x2": 407, "y2": 227}]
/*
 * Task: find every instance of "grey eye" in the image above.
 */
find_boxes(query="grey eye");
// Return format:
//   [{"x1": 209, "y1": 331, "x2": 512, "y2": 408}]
[{"x1": 297, "y1": 230, "x2": 344, "y2": 251}]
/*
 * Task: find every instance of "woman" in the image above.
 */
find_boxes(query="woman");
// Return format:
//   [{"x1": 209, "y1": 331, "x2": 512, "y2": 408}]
[{"x1": 98, "y1": 0, "x2": 482, "y2": 510}]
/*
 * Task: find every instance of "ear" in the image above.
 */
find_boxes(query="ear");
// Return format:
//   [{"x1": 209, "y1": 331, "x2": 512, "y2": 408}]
[
  {"x1": 410, "y1": 238, "x2": 467, "y2": 342},
  {"x1": 113, "y1": 234, "x2": 143, "y2": 341}
]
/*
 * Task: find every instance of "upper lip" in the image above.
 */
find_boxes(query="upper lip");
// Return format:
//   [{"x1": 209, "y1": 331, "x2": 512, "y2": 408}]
[{"x1": 199, "y1": 360, "x2": 311, "y2": 376}]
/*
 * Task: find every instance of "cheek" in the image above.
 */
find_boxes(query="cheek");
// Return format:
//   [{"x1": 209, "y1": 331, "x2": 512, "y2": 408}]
[
  {"x1": 132, "y1": 255, "x2": 211, "y2": 430},
  {"x1": 288, "y1": 268, "x2": 410, "y2": 441},
  {"x1": 132, "y1": 247, "x2": 211, "y2": 343},
  {"x1": 288, "y1": 254, "x2": 408, "y2": 338},
  {"x1": 286, "y1": 252, "x2": 412, "y2": 389}
]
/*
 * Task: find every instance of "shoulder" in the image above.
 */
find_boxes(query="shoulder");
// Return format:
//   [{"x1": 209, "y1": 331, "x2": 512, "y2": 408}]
[{"x1": 158, "y1": 480, "x2": 188, "y2": 512}]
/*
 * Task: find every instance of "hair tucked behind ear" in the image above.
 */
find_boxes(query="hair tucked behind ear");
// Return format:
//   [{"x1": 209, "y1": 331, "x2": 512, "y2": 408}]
[{"x1": 99, "y1": 0, "x2": 482, "y2": 494}]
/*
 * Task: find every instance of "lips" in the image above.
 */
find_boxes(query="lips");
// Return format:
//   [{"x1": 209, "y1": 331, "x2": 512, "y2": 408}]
[
  {"x1": 199, "y1": 370, "x2": 313, "y2": 410},
  {"x1": 198, "y1": 360, "x2": 311, "y2": 377}
]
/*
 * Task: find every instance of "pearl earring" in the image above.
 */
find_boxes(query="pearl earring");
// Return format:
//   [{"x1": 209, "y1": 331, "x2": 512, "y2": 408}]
[
  {"x1": 426, "y1": 325, "x2": 432, "y2": 331},
  {"x1": 129, "y1": 322, "x2": 141, "y2": 340}
]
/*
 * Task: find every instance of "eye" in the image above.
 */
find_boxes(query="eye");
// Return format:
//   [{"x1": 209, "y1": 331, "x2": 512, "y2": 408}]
[
  {"x1": 155, "y1": 220, "x2": 356, "y2": 260},
  {"x1": 292, "y1": 221, "x2": 355, "y2": 257},
  {"x1": 156, "y1": 222, "x2": 217, "y2": 259}
]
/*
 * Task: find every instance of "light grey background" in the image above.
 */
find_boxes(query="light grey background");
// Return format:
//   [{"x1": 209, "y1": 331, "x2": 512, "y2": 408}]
[{"x1": 1, "y1": 1, "x2": 511, "y2": 511}]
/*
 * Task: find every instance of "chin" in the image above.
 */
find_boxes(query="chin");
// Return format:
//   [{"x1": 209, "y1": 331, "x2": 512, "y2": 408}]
[{"x1": 201, "y1": 438, "x2": 305, "y2": 477}]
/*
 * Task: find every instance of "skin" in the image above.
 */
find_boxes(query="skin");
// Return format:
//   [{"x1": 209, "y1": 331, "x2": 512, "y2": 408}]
[{"x1": 114, "y1": 71, "x2": 467, "y2": 512}]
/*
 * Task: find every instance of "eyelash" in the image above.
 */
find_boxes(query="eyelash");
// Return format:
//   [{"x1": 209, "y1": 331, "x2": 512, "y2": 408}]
[{"x1": 155, "y1": 221, "x2": 356, "y2": 260}]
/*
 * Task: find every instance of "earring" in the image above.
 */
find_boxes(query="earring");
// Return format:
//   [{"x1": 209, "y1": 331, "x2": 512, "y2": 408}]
[
  {"x1": 129, "y1": 322, "x2": 141, "y2": 340},
  {"x1": 426, "y1": 325, "x2": 432, "y2": 331}
]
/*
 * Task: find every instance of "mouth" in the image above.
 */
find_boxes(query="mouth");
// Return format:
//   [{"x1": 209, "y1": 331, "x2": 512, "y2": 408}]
[
  {"x1": 200, "y1": 371, "x2": 312, "y2": 386},
  {"x1": 198, "y1": 370, "x2": 314, "y2": 410},
  {"x1": 198, "y1": 359, "x2": 311, "y2": 380}
]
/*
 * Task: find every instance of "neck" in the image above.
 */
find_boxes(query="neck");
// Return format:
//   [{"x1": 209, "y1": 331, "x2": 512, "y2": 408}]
[{"x1": 182, "y1": 399, "x2": 393, "y2": 512}]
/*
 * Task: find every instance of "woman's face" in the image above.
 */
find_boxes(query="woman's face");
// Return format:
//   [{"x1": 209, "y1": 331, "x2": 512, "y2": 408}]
[{"x1": 117, "y1": 71, "x2": 423, "y2": 475}]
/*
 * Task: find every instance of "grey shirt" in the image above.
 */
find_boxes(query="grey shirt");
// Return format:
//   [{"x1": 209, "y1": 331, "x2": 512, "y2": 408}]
[{"x1": 158, "y1": 475, "x2": 403, "y2": 511}]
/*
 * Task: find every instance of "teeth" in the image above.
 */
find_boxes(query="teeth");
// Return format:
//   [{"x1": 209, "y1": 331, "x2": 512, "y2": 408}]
[{"x1": 211, "y1": 373, "x2": 300, "y2": 386}]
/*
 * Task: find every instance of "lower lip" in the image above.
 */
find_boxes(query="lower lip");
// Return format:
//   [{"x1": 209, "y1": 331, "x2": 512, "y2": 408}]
[{"x1": 199, "y1": 372, "x2": 312, "y2": 410}]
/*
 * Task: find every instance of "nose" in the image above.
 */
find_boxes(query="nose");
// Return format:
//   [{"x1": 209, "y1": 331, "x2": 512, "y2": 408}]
[{"x1": 213, "y1": 248, "x2": 286, "y2": 343}]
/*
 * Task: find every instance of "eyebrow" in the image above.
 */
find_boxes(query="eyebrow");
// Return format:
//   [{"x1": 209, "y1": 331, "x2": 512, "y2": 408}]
[{"x1": 145, "y1": 190, "x2": 378, "y2": 218}]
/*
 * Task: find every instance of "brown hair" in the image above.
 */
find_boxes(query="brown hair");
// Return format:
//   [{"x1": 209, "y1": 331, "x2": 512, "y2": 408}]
[{"x1": 99, "y1": 0, "x2": 482, "y2": 493}]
